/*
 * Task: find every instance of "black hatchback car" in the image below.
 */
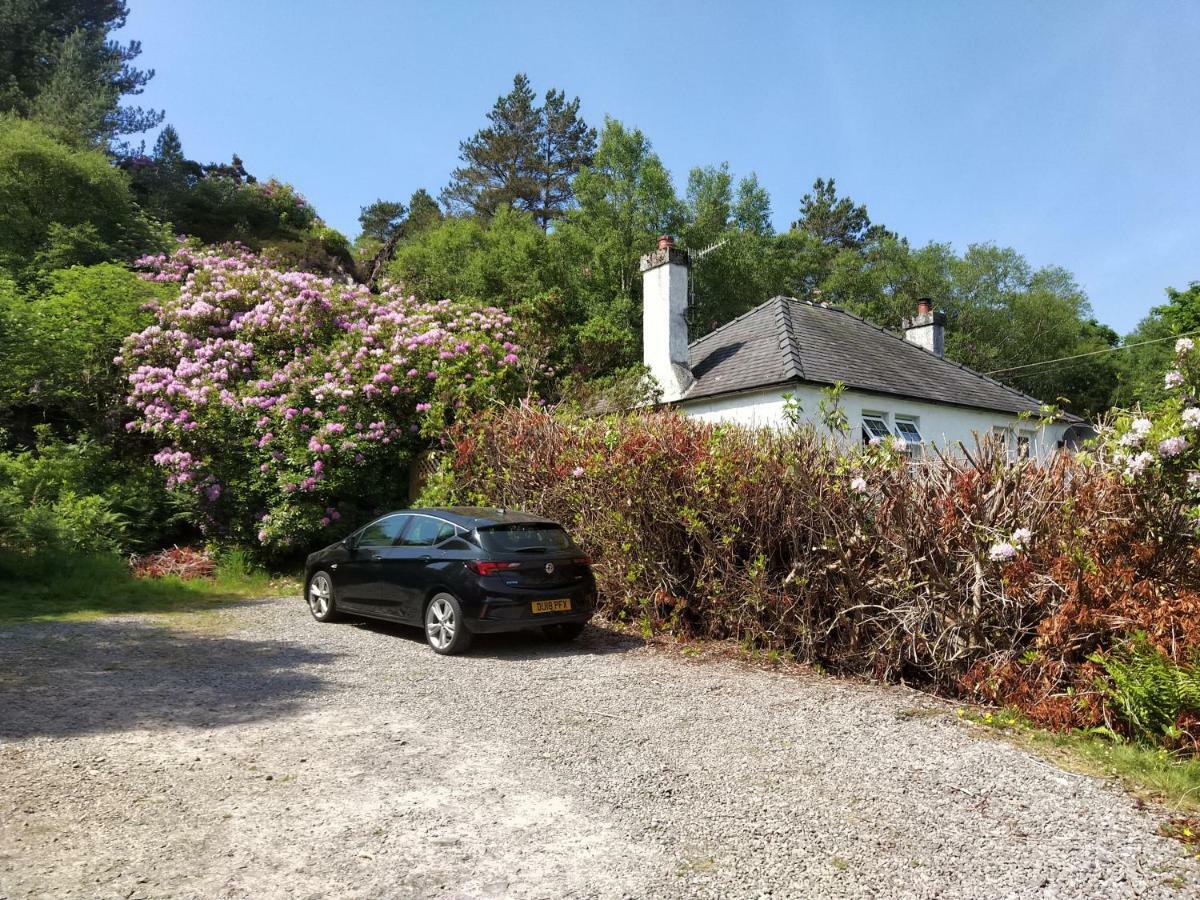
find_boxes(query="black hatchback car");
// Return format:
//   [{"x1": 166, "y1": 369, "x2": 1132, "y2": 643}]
[{"x1": 304, "y1": 507, "x2": 597, "y2": 654}]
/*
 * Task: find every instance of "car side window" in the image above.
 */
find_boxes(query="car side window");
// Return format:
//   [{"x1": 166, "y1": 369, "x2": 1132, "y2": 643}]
[
  {"x1": 399, "y1": 516, "x2": 454, "y2": 547},
  {"x1": 357, "y1": 514, "x2": 408, "y2": 547}
]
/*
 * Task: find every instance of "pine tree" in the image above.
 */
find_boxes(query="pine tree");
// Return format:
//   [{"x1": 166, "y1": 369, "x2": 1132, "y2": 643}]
[
  {"x1": 1, "y1": 1, "x2": 161, "y2": 147},
  {"x1": 441, "y1": 74, "x2": 541, "y2": 218},
  {"x1": 536, "y1": 89, "x2": 595, "y2": 230},
  {"x1": 791, "y1": 177, "x2": 889, "y2": 249},
  {"x1": 405, "y1": 189, "x2": 442, "y2": 236},
  {"x1": 358, "y1": 200, "x2": 407, "y2": 244},
  {"x1": 441, "y1": 74, "x2": 593, "y2": 228}
]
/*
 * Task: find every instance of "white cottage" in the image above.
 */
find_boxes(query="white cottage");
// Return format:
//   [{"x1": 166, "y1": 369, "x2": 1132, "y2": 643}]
[{"x1": 641, "y1": 236, "x2": 1087, "y2": 460}]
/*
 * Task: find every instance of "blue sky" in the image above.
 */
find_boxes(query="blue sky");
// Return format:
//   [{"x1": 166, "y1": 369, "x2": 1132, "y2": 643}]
[{"x1": 126, "y1": 1, "x2": 1199, "y2": 334}]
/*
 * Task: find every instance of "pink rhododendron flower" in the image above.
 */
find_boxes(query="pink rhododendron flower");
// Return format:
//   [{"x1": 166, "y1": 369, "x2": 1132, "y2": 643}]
[
  {"x1": 1159, "y1": 436, "x2": 1187, "y2": 458},
  {"x1": 988, "y1": 542, "x2": 1017, "y2": 562},
  {"x1": 850, "y1": 476, "x2": 868, "y2": 494},
  {"x1": 1176, "y1": 337, "x2": 1195, "y2": 355},
  {"x1": 121, "y1": 245, "x2": 523, "y2": 547},
  {"x1": 1166, "y1": 370, "x2": 1185, "y2": 390},
  {"x1": 1124, "y1": 451, "x2": 1154, "y2": 477},
  {"x1": 1183, "y1": 408, "x2": 1200, "y2": 430}
]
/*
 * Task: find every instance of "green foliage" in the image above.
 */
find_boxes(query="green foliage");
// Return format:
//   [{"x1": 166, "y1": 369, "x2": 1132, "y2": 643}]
[
  {"x1": 388, "y1": 208, "x2": 552, "y2": 304},
  {"x1": 441, "y1": 73, "x2": 595, "y2": 228},
  {"x1": 358, "y1": 198, "x2": 407, "y2": 244},
  {"x1": 1092, "y1": 635, "x2": 1200, "y2": 747},
  {"x1": 0, "y1": 263, "x2": 171, "y2": 435},
  {"x1": 0, "y1": 117, "x2": 167, "y2": 280},
  {"x1": 1118, "y1": 282, "x2": 1200, "y2": 406},
  {"x1": 792, "y1": 177, "x2": 891, "y2": 250},
  {"x1": 0, "y1": 429, "x2": 187, "y2": 554},
  {"x1": 0, "y1": 0, "x2": 161, "y2": 147},
  {"x1": 123, "y1": 133, "x2": 351, "y2": 275}
]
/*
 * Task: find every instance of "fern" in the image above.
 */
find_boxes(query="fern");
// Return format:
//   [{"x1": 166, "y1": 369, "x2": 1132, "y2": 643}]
[{"x1": 1093, "y1": 633, "x2": 1200, "y2": 745}]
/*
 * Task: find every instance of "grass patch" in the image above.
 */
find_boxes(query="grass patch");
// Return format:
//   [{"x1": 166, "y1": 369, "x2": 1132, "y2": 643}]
[
  {"x1": 959, "y1": 707, "x2": 1200, "y2": 813},
  {"x1": 0, "y1": 550, "x2": 299, "y2": 623}
]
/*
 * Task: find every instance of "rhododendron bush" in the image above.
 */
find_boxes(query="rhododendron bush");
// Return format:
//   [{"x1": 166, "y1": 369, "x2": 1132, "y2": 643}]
[
  {"x1": 1104, "y1": 336, "x2": 1200, "y2": 514},
  {"x1": 120, "y1": 245, "x2": 525, "y2": 549}
]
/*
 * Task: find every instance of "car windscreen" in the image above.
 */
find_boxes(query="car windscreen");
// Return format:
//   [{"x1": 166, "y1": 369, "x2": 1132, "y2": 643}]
[{"x1": 477, "y1": 523, "x2": 572, "y2": 553}]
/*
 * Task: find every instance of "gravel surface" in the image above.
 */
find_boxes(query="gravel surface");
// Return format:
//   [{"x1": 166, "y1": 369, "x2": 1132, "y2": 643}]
[{"x1": 1, "y1": 597, "x2": 1197, "y2": 899}]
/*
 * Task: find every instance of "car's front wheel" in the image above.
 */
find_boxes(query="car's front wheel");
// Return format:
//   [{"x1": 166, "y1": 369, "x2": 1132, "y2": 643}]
[
  {"x1": 424, "y1": 592, "x2": 473, "y2": 655},
  {"x1": 307, "y1": 571, "x2": 341, "y2": 622}
]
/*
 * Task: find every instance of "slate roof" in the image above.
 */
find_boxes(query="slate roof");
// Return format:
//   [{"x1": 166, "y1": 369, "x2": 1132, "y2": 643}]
[{"x1": 682, "y1": 297, "x2": 1075, "y2": 419}]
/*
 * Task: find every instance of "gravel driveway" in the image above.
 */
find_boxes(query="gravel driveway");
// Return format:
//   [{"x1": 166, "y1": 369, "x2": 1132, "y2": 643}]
[{"x1": 1, "y1": 597, "x2": 1196, "y2": 899}]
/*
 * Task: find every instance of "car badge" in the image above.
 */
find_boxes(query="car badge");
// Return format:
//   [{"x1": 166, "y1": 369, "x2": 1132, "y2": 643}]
[{"x1": 544, "y1": 562, "x2": 555, "y2": 574}]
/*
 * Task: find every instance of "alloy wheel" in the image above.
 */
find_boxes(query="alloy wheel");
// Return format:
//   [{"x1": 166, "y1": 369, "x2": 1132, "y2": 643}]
[
  {"x1": 426, "y1": 597, "x2": 456, "y2": 650},
  {"x1": 308, "y1": 573, "x2": 332, "y2": 618}
]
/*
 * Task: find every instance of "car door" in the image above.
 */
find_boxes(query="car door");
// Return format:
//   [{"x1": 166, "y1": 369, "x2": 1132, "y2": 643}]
[
  {"x1": 339, "y1": 514, "x2": 409, "y2": 616},
  {"x1": 374, "y1": 515, "x2": 457, "y2": 622}
]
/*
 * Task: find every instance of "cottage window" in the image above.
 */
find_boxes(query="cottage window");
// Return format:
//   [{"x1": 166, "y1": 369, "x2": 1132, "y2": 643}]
[
  {"x1": 1017, "y1": 430, "x2": 1035, "y2": 459},
  {"x1": 894, "y1": 418, "x2": 923, "y2": 445},
  {"x1": 862, "y1": 415, "x2": 891, "y2": 445}
]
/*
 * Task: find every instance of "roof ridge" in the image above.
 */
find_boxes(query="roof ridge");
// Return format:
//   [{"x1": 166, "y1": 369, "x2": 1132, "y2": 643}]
[
  {"x1": 782, "y1": 298, "x2": 1056, "y2": 411},
  {"x1": 773, "y1": 297, "x2": 805, "y2": 382}
]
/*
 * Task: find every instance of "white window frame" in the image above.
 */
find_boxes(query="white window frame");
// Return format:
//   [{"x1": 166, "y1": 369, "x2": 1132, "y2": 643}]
[
  {"x1": 862, "y1": 413, "x2": 891, "y2": 445},
  {"x1": 893, "y1": 416, "x2": 923, "y2": 457},
  {"x1": 1016, "y1": 429, "x2": 1035, "y2": 459}
]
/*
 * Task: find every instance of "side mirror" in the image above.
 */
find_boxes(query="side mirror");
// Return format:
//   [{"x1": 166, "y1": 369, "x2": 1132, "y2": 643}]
[{"x1": 342, "y1": 535, "x2": 358, "y2": 551}]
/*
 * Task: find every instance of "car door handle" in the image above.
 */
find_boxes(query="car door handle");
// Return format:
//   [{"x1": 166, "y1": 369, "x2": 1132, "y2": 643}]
[
  {"x1": 372, "y1": 554, "x2": 384, "y2": 561},
  {"x1": 419, "y1": 555, "x2": 432, "y2": 562}
]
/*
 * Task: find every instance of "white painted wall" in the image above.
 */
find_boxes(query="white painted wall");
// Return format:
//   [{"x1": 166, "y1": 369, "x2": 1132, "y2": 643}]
[{"x1": 677, "y1": 384, "x2": 1072, "y2": 461}]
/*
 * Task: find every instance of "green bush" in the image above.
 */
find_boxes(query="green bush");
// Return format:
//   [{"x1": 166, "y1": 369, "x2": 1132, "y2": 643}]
[
  {"x1": 0, "y1": 428, "x2": 188, "y2": 554},
  {"x1": 1093, "y1": 635, "x2": 1200, "y2": 747},
  {"x1": 0, "y1": 263, "x2": 172, "y2": 435},
  {"x1": 0, "y1": 117, "x2": 166, "y2": 281}
]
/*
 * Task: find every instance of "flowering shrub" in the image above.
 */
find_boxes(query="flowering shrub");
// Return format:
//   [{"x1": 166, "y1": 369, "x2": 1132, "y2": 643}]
[
  {"x1": 1106, "y1": 337, "x2": 1200, "y2": 518},
  {"x1": 120, "y1": 244, "x2": 526, "y2": 550}
]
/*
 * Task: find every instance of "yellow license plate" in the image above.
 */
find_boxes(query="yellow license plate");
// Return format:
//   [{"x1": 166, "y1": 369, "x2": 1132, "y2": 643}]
[{"x1": 531, "y1": 599, "x2": 572, "y2": 614}]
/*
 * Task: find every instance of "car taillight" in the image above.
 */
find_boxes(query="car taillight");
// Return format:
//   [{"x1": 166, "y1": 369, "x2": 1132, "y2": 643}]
[
  {"x1": 467, "y1": 560, "x2": 522, "y2": 576},
  {"x1": 572, "y1": 556, "x2": 591, "y2": 567}
]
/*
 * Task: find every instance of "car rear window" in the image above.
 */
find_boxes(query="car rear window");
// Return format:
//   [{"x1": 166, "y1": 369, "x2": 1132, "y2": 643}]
[{"x1": 478, "y1": 523, "x2": 572, "y2": 553}]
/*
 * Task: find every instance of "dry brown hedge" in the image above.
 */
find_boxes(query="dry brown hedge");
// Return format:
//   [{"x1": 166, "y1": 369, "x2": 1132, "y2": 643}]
[{"x1": 432, "y1": 406, "x2": 1200, "y2": 734}]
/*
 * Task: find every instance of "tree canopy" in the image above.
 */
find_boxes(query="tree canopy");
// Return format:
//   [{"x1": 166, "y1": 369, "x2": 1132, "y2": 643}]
[
  {"x1": 441, "y1": 73, "x2": 595, "y2": 228},
  {"x1": 0, "y1": 0, "x2": 161, "y2": 147}
]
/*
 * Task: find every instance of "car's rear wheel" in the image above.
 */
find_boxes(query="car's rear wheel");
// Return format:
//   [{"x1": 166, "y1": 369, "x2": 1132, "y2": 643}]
[
  {"x1": 542, "y1": 621, "x2": 586, "y2": 642},
  {"x1": 425, "y1": 592, "x2": 473, "y2": 655},
  {"x1": 307, "y1": 571, "x2": 341, "y2": 622}
]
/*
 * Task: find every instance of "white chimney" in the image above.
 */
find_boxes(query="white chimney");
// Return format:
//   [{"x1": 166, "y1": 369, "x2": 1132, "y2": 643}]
[
  {"x1": 903, "y1": 297, "x2": 946, "y2": 357},
  {"x1": 641, "y1": 235, "x2": 693, "y2": 401}
]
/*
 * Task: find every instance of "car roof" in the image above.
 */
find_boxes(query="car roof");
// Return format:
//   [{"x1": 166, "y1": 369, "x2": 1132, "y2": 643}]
[{"x1": 391, "y1": 507, "x2": 562, "y2": 530}]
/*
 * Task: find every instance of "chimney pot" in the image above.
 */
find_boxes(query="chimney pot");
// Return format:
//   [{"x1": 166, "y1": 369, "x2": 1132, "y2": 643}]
[
  {"x1": 657, "y1": 234, "x2": 674, "y2": 250},
  {"x1": 903, "y1": 298, "x2": 946, "y2": 357}
]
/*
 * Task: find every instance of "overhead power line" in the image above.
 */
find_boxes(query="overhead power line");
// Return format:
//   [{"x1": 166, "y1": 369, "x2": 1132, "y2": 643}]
[{"x1": 984, "y1": 328, "x2": 1200, "y2": 377}]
